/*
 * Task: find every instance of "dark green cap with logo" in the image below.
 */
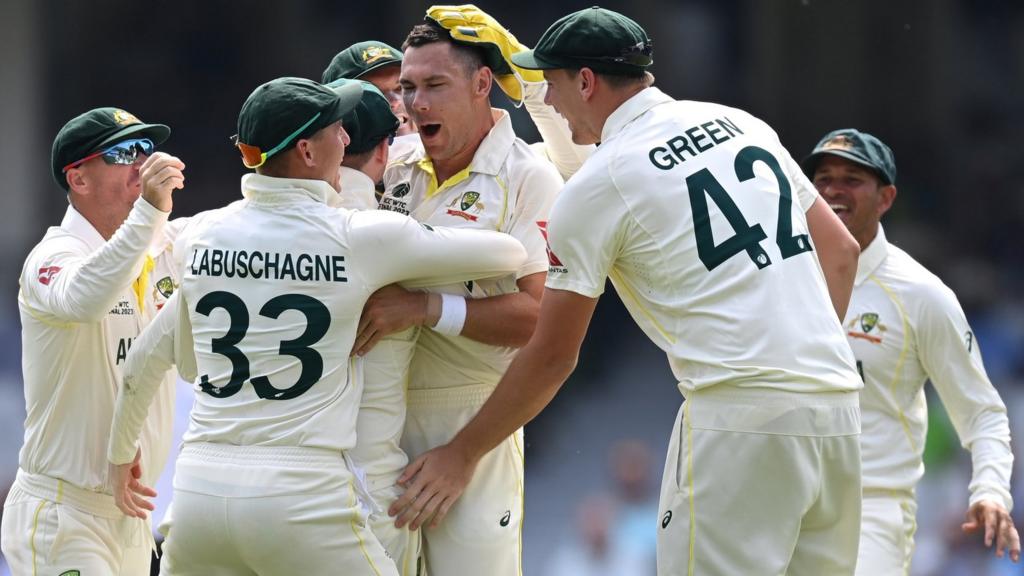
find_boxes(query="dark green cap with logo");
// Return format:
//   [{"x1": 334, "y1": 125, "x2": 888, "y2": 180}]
[
  {"x1": 51, "y1": 107, "x2": 170, "y2": 190},
  {"x1": 236, "y1": 77, "x2": 364, "y2": 165},
  {"x1": 322, "y1": 41, "x2": 403, "y2": 83},
  {"x1": 802, "y1": 128, "x2": 897, "y2": 185},
  {"x1": 329, "y1": 79, "x2": 400, "y2": 155},
  {"x1": 510, "y1": 6, "x2": 653, "y2": 75}
]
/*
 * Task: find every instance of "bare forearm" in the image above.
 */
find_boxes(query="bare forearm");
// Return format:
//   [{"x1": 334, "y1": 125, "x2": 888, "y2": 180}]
[
  {"x1": 461, "y1": 291, "x2": 540, "y2": 347},
  {"x1": 451, "y1": 341, "x2": 576, "y2": 461}
]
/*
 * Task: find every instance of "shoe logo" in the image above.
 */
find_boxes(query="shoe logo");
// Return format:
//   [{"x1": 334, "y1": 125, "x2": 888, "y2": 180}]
[
  {"x1": 661, "y1": 511, "x2": 672, "y2": 529},
  {"x1": 500, "y1": 510, "x2": 511, "y2": 527}
]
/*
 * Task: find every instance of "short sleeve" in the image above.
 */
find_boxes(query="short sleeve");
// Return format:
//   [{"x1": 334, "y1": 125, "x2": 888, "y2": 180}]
[
  {"x1": 505, "y1": 158, "x2": 562, "y2": 279},
  {"x1": 542, "y1": 171, "x2": 627, "y2": 298}
]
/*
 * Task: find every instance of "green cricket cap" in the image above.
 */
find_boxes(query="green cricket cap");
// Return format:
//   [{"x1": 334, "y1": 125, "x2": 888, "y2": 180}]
[
  {"x1": 510, "y1": 6, "x2": 653, "y2": 75},
  {"x1": 51, "y1": 107, "x2": 170, "y2": 190},
  {"x1": 802, "y1": 128, "x2": 897, "y2": 185},
  {"x1": 329, "y1": 79, "x2": 400, "y2": 155},
  {"x1": 322, "y1": 41, "x2": 403, "y2": 83},
  {"x1": 236, "y1": 77, "x2": 364, "y2": 167}
]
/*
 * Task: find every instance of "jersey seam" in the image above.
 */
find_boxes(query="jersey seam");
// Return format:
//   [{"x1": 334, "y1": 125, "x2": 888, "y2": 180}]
[
  {"x1": 869, "y1": 274, "x2": 918, "y2": 454},
  {"x1": 605, "y1": 139, "x2": 679, "y2": 344}
]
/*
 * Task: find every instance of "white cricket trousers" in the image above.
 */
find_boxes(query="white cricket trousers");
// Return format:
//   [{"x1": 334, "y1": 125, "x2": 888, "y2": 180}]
[
  {"x1": 1, "y1": 469, "x2": 153, "y2": 575},
  {"x1": 657, "y1": 387, "x2": 862, "y2": 576},
  {"x1": 158, "y1": 443, "x2": 397, "y2": 576},
  {"x1": 402, "y1": 383, "x2": 525, "y2": 576},
  {"x1": 364, "y1": 480, "x2": 423, "y2": 576},
  {"x1": 854, "y1": 490, "x2": 917, "y2": 576}
]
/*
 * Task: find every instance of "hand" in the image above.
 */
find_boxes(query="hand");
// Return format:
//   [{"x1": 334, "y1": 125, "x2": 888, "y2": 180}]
[
  {"x1": 353, "y1": 285, "x2": 430, "y2": 356},
  {"x1": 110, "y1": 448, "x2": 157, "y2": 519},
  {"x1": 426, "y1": 4, "x2": 544, "y2": 104},
  {"x1": 388, "y1": 442, "x2": 478, "y2": 530},
  {"x1": 962, "y1": 499, "x2": 1020, "y2": 562},
  {"x1": 139, "y1": 152, "x2": 185, "y2": 212}
]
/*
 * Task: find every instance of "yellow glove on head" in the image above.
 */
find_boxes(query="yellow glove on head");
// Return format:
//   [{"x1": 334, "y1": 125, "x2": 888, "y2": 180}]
[{"x1": 426, "y1": 4, "x2": 545, "y2": 106}]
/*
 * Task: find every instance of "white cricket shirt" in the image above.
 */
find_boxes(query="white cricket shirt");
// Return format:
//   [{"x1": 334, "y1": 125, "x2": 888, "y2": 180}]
[
  {"x1": 848, "y1": 227, "x2": 1013, "y2": 509},
  {"x1": 380, "y1": 109, "x2": 562, "y2": 390},
  {"x1": 544, "y1": 88, "x2": 860, "y2": 395},
  {"x1": 338, "y1": 166, "x2": 379, "y2": 211},
  {"x1": 339, "y1": 164, "x2": 419, "y2": 486},
  {"x1": 109, "y1": 174, "x2": 526, "y2": 463},
  {"x1": 18, "y1": 197, "x2": 176, "y2": 491}
]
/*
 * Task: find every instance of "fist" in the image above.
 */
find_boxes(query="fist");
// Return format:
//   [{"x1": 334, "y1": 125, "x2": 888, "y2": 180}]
[{"x1": 139, "y1": 152, "x2": 185, "y2": 212}]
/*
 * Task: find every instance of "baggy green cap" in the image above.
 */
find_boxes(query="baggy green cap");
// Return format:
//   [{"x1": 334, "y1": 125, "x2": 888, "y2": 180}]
[
  {"x1": 51, "y1": 107, "x2": 170, "y2": 190},
  {"x1": 236, "y1": 77, "x2": 364, "y2": 167},
  {"x1": 802, "y1": 128, "x2": 897, "y2": 185},
  {"x1": 322, "y1": 41, "x2": 403, "y2": 84},
  {"x1": 510, "y1": 6, "x2": 652, "y2": 75},
  {"x1": 328, "y1": 79, "x2": 400, "y2": 155}
]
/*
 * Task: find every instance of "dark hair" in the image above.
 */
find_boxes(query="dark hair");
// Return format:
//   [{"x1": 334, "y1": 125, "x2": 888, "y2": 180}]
[
  {"x1": 402, "y1": 22, "x2": 488, "y2": 77},
  {"x1": 342, "y1": 145, "x2": 378, "y2": 171}
]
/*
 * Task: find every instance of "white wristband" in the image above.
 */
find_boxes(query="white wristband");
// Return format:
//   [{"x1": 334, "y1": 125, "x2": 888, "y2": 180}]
[{"x1": 433, "y1": 294, "x2": 467, "y2": 336}]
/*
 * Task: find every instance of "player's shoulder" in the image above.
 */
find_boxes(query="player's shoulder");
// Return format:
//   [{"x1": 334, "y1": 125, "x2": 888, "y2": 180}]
[
  {"x1": 175, "y1": 201, "x2": 249, "y2": 242},
  {"x1": 23, "y1": 223, "x2": 93, "y2": 271},
  {"x1": 386, "y1": 134, "x2": 425, "y2": 170},
  {"x1": 882, "y1": 243, "x2": 962, "y2": 317},
  {"x1": 633, "y1": 97, "x2": 776, "y2": 144},
  {"x1": 505, "y1": 137, "x2": 563, "y2": 183}
]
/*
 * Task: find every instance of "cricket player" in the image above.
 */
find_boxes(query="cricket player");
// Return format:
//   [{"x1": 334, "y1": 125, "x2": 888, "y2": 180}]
[
  {"x1": 803, "y1": 128, "x2": 1020, "y2": 572},
  {"x1": 335, "y1": 79, "x2": 424, "y2": 574},
  {"x1": 105, "y1": 77, "x2": 528, "y2": 575},
  {"x1": 351, "y1": 13, "x2": 563, "y2": 576},
  {"x1": 0, "y1": 107, "x2": 184, "y2": 575},
  {"x1": 388, "y1": 7, "x2": 867, "y2": 576},
  {"x1": 323, "y1": 40, "x2": 416, "y2": 136}
]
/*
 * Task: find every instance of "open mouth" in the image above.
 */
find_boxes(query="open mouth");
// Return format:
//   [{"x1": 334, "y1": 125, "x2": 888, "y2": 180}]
[
  {"x1": 829, "y1": 203, "x2": 849, "y2": 214},
  {"x1": 420, "y1": 123, "x2": 441, "y2": 138}
]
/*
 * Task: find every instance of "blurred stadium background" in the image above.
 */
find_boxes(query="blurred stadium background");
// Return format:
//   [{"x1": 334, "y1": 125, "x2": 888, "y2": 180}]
[{"x1": 1, "y1": 0, "x2": 1022, "y2": 574}]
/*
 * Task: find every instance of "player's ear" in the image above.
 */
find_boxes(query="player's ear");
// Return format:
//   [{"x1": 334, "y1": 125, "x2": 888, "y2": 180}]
[
  {"x1": 375, "y1": 137, "x2": 390, "y2": 165},
  {"x1": 65, "y1": 166, "x2": 88, "y2": 195},
  {"x1": 578, "y1": 67, "x2": 597, "y2": 101},
  {"x1": 294, "y1": 138, "x2": 316, "y2": 168},
  {"x1": 474, "y1": 65, "x2": 493, "y2": 99},
  {"x1": 877, "y1": 184, "x2": 897, "y2": 217}
]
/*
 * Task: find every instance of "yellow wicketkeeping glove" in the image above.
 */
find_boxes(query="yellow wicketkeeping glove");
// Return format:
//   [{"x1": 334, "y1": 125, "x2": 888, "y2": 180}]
[{"x1": 426, "y1": 4, "x2": 544, "y2": 106}]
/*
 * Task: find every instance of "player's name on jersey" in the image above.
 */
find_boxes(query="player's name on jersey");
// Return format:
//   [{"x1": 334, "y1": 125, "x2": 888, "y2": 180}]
[
  {"x1": 648, "y1": 116, "x2": 744, "y2": 170},
  {"x1": 188, "y1": 248, "x2": 347, "y2": 283}
]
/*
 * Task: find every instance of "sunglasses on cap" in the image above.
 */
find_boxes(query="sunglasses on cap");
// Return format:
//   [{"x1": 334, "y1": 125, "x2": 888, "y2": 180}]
[
  {"x1": 62, "y1": 138, "x2": 155, "y2": 173},
  {"x1": 234, "y1": 112, "x2": 322, "y2": 169}
]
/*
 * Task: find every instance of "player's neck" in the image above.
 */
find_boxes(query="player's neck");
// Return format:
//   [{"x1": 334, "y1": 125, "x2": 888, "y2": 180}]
[{"x1": 432, "y1": 110, "x2": 494, "y2": 184}]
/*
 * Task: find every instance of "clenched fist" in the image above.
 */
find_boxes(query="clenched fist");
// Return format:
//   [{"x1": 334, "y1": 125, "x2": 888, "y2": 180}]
[{"x1": 140, "y1": 152, "x2": 185, "y2": 212}]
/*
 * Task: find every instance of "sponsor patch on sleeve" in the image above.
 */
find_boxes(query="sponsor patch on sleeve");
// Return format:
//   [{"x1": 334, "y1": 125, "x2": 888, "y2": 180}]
[
  {"x1": 37, "y1": 266, "x2": 62, "y2": 285},
  {"x1": 536, "y1": 221, "x2": 567, "y2": 273}
]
